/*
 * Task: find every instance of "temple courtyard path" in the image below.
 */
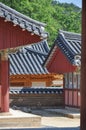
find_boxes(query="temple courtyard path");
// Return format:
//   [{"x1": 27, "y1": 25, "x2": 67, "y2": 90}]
[{"x1": 0, "y1": 108, "x2": 80, "y2": 130}]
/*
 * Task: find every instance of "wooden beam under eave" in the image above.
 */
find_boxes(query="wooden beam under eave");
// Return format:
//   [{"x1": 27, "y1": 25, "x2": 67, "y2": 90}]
[{"x1": 0, "y1": 18, "x2": 42, "y2": 50}]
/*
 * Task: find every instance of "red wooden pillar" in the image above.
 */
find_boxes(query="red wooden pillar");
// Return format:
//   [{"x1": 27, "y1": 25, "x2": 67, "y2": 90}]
[
  {"x1": 81, "y1": 0, "x2": 86, "y2": 129},
  {"x1": 1, "y1": 50, "x2": 9, "y2": 112},
  {"x1": 0, "y1": 85, "x2": 1, "y2": 110},
  {"x1": 63, "y1": 75, "x2": 65, "y2": 108}
]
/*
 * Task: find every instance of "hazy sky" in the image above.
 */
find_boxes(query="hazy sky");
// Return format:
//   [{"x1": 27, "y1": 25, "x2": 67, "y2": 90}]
[{"x1": 58, "y1": 0, "x2": 82, "y2": 8}]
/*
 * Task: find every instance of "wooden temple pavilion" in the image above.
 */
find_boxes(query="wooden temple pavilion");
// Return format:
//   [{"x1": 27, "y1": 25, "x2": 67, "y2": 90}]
[
  {"x1": 0, "y1": 2, "x2": 48, "y2": 112},
  {"x1": 9, "y1": 40, "x2": 62, "y2": 87},
  {"x1": 44, "y1": 30, "x2": 81, "y2": 108},
  {"x1": 8, "y1": 40, "x2": 63, "y2": 108}
]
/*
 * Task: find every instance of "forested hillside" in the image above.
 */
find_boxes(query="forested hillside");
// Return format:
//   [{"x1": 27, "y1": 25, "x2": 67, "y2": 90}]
[{"x1": 0, "y1": 0, "x2": 81, "y2": 46}]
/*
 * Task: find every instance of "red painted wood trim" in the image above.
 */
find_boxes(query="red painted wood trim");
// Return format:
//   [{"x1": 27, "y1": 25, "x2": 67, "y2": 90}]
[
  {"x1": 0, "y1": 18, "x2": 41, "y2": 50},
  {"x1": 63, "y1": 76, "x2": 65, "y2": 107},
  {"x1": 47, "y1": 47, "x2": 76, "y2": 73}
]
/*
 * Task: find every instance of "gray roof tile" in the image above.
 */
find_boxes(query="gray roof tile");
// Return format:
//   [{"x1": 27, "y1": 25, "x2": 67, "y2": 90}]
[
  {"x1": 10, "y1": 87, "x2": 63, "y2": 94},
  {"x1": 9, "y1": 40, "x2": 49, "y2": 75},
  {"x1": 44, "y1": 30, "x2": 81, "y2": 67},
  {"x1": 55, "y1": 30, "x2": 81, "y2": 65},
  {"x1": 0, "y1": 2, "x2": 48, "y2": 39}
]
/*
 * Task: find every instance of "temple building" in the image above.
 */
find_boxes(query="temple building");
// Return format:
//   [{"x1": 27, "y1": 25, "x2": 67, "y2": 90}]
[
  {"x1": 9, "y1": 40, "x2": 63, "y2": 88},
  {"x1": 9, "y1": 40, "x2": 63, "y2": 108},
  {"x1": 0, "y1": 2, "x2": 48, "y2": 112},
  {"x1": 44, "y1": 30, "x2": 81, "y2": 108}
]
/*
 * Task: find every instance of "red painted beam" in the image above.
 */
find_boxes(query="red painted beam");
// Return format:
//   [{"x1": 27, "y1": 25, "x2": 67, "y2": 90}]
[{"x1": 81, "y1": 0, "x2": 86, "y2": 130}]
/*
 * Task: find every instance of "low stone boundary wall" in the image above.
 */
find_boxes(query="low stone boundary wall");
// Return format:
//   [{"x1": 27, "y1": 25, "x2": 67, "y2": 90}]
[{"x1": 10, "y1": 87, "x2": 64, "y2": 108}]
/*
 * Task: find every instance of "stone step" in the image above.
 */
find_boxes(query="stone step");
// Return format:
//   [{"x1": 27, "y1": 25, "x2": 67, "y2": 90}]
[
  {"x1": 44, "y1": 108, "x2": 80, "y2": 118},
  {"x1": 0, "y1": 109, "x2": 41, "y2": 128}
]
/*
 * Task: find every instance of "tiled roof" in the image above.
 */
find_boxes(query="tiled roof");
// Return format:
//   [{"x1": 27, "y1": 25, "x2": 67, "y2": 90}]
[
  {"x1": 0, "y1": 2, "x2": 48, "y2": 38},
  {"x1": 56, "y1": 30, "x2": 81, "y2": 64},
  {"x1": 9, "y1": 40, "x2": 49, "y2": 75},
  {"x1": 44, "y1": 30, "x2": 81, "y2": 67},
  {"x1": 10, "y1": 87, "x2": 63, "y2": 94},
  {"x1": 24, "y1": 40, "x2": 49, "y2": 54}
]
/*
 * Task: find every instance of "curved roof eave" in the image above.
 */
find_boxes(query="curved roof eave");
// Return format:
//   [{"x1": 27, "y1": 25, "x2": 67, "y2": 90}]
[{"x1": 0, "y1": 2, "x2": 48, "y2": 39}]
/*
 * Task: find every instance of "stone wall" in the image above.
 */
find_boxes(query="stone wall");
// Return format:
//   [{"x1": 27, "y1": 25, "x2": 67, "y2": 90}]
[{"x1": 9, "y1": 87, "x2": 64, "y2": 108}]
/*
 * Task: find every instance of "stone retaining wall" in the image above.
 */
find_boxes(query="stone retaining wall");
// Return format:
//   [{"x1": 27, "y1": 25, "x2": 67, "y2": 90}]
[{"x1": 10, "y1": 87, "x2": 64, "y2": 108}]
